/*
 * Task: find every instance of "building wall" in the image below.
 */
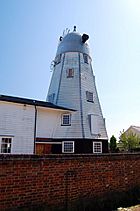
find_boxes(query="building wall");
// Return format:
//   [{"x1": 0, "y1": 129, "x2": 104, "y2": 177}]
[
  {"x1": 47, "y1": 52, "x2": 108, "y2": 140},
  {"x1": 36, "y1": 107, "x2": 62, "y2": 138},
  {"x1": 125, "y1": 126, "x2": 140, "y2": 137},
  {"x1": 36, "y1": 107, "x2": 76, "y2": 139},
  {"x1": 0, "y1": 101, "x2": 35, "y2": 154},
  {"x1": 79, "y1": 53, "x2": 108, "y2": 139},
  {"x1": 0, "y1": 101, "x2": 107, "y2": 154},
  {"x1": 0, "y1": 153, "x2": 140, "y2": 210},
  {"x1": 0, "y1": 101, "x2": 76, "y2": 154},
  {"x1": 48, "y1": 52, "x2": 83, "y2": 138}
]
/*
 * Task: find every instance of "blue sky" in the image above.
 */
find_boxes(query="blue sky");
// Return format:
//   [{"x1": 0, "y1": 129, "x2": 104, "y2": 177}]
[{"x1": 0, "y1": 0, "x2": 140, "y2": 139}]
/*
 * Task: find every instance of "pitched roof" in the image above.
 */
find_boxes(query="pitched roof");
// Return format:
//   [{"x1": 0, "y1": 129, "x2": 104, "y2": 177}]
[
  {"x1": 131, "y1": 125, "x2": 140, "y2": 133},
  {"x1": 0, "y1": 95, "x2": 75, "y2": 111},
  {"x1": 125, "y1": 125, "x2": 140, "y2": 136}
]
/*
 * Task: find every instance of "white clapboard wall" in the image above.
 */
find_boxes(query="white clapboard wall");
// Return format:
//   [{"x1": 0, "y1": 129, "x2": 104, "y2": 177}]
[
  {"x1": 47, "y1": 30, "x2": 108, "y2": 140},
  {"x1": 0, "y1": 101, "x2": 35, "y2": 154}
]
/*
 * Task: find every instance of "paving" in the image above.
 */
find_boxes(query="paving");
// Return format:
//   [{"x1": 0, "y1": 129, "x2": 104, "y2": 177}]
[{"x1": 117, "y1": 205, "x2": 140, "y2": 211}]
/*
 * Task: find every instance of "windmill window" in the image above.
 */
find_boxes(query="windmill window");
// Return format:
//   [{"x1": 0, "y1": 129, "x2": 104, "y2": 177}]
[
  {"x1": 0, "y1": 137, "x2": 12, "y2": 154},
  {"x1": 55, "y1": 54, "x2": 61, "y2": 64},
  {"x1": 93, "y1": 142, "x2": 102, "y2": 153},
  {"x1": 83, "y1": 54, "x2": 89, "y2": 64},
  {"x1": 86, "y1": 91, "x2": 94, "y2": 102},
  {"x1": 62, "y1": 141, "x2": 74, "y2": 153},
  {"x1": 61, "y1": 114, "x2": 71, "y2": 126},
  {"x1": 67, "y1": 68, "x2": 74, "y2": 78}
]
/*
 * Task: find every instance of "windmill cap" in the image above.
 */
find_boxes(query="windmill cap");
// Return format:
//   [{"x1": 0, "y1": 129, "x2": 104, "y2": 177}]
[{"x1": 56, "y1": 31, "x2": 90, "y2": 56}]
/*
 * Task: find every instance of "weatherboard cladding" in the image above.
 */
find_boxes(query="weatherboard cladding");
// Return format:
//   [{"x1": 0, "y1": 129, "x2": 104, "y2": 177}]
[
  {"x1": 36, "y1": 107, "x2": 65, "y2": 139},
  {"x1": 56, "y1": 54, "x2": 65, "y2": 104},
  {"x1": 47, "y1": 51, "x2": 108, "y2": 139},
  {"x1": 0, "y1": 99, "x2": 76, "y2": 154},
  {"x1": 80, "y1": 53, "x2": 107, "y2": 139},
  {"x1": 80, "y1": 54, "x2": 108, "y2": 139},
  {"x1": 48, "y1": 52, "x2": 83, "y2": 138},
  {"x1": 56, "y1": 52, "x2": 83, "y2": 138},
  {"x1": 47, "y1": 56, "x2": 64, "y2": 104},
  {"x1": 0, "y1": 101, "x2": 34, "y2": 154},
  {"x1": 79, "y1": 52, "x2": 85, "y2": 138}
]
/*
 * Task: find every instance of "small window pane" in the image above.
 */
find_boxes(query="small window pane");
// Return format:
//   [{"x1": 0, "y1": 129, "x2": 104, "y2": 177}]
[
  {"x1": 67, "y1": 69, "x2": 74, "y2": 78},
  {"x1": 83, "y1": 54, "x2": 89, "y2": 64},
  {"x1": 62, "y1": 114, "x2": 71, "y2": 125},
  {"x1": 1, "y1": 138, "x2": 12, "y2": 153},
  {"x1": 86, "y1": 91, "x2": 94, "y2": 102},
  {"x1": 93, "y1": 142, "x2": 102, "y2": 153},
  {"x1": 62, "y1": 142, "x2": 74, "y2": 153}
]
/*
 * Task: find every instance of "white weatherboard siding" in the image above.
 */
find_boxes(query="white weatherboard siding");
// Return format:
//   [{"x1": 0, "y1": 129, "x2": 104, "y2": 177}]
[
  {"x1": 80, "y1": 53, "x2": 108, "y2": 139},
  {"x1": 36, "y1": 107, "x2": 74, "y2": 139},
  {"x1": 55, "y1": 53, "x2": 83, "y2": 138},
  {"x1": 0, "y1": 100, "x2": 74, "y2": 153},
  {"x1": 36, "y1": 107, "x2": 64, "y2": 138},
  {"x1": 47, "y1": 55, "x2": 65, "y2": 104},
  {"x1": 47, "y1": 51, "x2": 108, "y2": 139},
  {"x1": 48, "y1": 52, "x2": 83, "y2": 138},
  {"x1": 0, "y1": 101, "x2": 35, "y2": 154}
]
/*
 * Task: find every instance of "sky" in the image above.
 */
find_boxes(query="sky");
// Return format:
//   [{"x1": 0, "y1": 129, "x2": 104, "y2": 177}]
[{"x1": 0, "y1": 0, "x2": 140, "y2": 139}]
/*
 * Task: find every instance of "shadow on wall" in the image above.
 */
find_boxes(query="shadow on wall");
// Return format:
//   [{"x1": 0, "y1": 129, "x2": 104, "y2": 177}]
[{"x1": 16, "y1": 187, "x2": 140, "y2": 211}]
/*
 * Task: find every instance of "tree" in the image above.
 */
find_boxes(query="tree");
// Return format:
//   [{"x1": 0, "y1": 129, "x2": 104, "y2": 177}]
[
  {"x1": 110, "y1": 135, "x2": 117, "y2": 152},
  {"x1": 118, "y1": 130, "x2": 140, "y2": 152}
]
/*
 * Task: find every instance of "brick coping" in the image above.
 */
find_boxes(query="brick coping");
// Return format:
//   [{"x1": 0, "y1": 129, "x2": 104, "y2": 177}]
[{"x1": 0, "y1": 152, "x2": 140, "y2": 161}]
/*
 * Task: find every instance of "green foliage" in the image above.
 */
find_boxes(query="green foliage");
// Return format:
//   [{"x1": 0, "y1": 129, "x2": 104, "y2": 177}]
[
  {"x1": 110, "y1": 135, "x2": 117, "y2": 152},
  {"x1": 118, "y1": 130, "x2": 140, "y2": 152}
]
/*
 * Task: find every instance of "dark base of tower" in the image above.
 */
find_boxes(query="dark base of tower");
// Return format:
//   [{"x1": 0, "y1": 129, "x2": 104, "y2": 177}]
[
  {"x1": 74, "y1": 139, "x2": 108, "y2": 154},
  {"x1": 35, "y1": 138, "x2": 109, "y2": 155}
]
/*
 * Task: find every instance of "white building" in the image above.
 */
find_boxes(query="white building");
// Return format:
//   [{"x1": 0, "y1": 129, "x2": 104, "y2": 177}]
[
  {"x1": 0, "y1": 95, "x2": 74, "y2": 154},
  {"x1": 47, "y1": 27, "x2": 108, "y2": 153},
  {"x1": 0, "y1": 27, "x2": 108, "y2": 154},
  {"x1": 124, "y1": 126, "x2": 140, "y2": 137}
]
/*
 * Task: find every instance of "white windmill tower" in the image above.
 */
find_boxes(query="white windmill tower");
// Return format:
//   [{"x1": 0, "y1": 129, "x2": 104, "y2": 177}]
[{"x1": 47, "y1": 26, "x2": 108, "y2": 153}]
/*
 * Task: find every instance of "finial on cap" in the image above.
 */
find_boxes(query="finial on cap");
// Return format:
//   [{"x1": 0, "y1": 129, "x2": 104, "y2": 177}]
[{"x1": 73, "y1": 26, "x2": 76, "y2": 32}]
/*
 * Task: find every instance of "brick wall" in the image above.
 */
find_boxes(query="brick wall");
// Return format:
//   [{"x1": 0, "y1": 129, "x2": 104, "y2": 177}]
[{"x1": 0, "y1": 153, "x2": 140, "y2": 210}]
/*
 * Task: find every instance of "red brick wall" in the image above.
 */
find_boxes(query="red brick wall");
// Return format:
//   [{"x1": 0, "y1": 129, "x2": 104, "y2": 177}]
[{"x1": 0, "y1": 153, "x2": 140, "y2": 210}]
